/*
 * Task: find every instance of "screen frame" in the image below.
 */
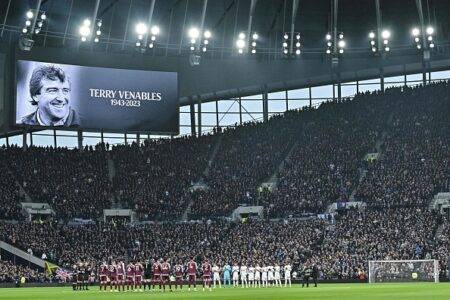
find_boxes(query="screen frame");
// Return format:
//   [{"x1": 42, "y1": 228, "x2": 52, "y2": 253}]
[{"x1": 13, "y1": 58, "x2": 180, "y2": 136}]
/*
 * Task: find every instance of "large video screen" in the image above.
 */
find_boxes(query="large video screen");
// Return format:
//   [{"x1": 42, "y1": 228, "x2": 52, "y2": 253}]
[{"x1": 15, "y1": 60, "x2": 179, "y2": 134}]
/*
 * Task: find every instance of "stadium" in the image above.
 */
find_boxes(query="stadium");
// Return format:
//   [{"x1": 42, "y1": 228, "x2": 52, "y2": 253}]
[{"x1": 0, "y1": 0, "x2": 449, "y2": 299}]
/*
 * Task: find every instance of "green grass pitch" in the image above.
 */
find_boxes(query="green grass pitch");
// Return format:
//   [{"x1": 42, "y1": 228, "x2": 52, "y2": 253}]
[{"x1": 0, "y1": 283, "x2": 449, "y2": 300}]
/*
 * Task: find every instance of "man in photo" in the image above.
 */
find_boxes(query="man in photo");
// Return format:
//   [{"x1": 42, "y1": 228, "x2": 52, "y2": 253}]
[{"x1": 21, "y1": 64, "x2": 80, "y2": 127}]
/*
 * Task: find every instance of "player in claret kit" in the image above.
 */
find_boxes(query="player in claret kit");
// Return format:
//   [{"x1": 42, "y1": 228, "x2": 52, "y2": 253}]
[
  {"x1": 99, "y1": 262, "x2": 109, "y2": 291},
  {"x1": 161, "y1": 258, "x2": 172, "y2": 292},
  {"x1": 135, "y1": 261, "x2": 144, "y2": 292},
  {"x1": 116, "y1": 260, "x2": 125, "y2": 292},
  {"x1": 202, "y1": 259, "x2": 212, "y2": 292},
  {"x1": 126, "y1": 261, "x2": 135, "y2": 291},
  {"x1": 151, "y1": 258, "x2": 162, "y2": 291},
  {"x1": 187, "y1": 258, "x2": 198, "y2": 291},
  {"x1": 108, "y1": 262, "x2": 118, "y2": 292},
  {"x1": 174, "y1": 261, "x2": 184, "y2": 290}
]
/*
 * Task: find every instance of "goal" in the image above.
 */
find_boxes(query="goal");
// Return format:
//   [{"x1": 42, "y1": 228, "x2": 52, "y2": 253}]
[{"x1": 368, "y1": 259, "x2": 439, "y2": 283}]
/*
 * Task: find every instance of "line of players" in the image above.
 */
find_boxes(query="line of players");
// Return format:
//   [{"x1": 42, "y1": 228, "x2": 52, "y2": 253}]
[{"x1": 95, "y1": 258, "x2": 294, "y2": 292}]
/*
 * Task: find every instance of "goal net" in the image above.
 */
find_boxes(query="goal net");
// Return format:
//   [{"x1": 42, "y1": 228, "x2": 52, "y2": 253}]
[{"x1": 368, "y1": 260, "x2": 439, "y2": 283}]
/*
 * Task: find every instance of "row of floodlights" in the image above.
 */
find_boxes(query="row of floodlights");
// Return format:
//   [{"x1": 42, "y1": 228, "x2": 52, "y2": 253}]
[
  {"x1": 22, "y1": 10, "x2": 46, "y2": 35},
  {"x1": 22, "y1": 11, "x2": 437, "y2": 54}
]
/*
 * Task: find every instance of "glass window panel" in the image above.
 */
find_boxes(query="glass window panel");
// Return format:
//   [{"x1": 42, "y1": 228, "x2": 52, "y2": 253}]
[
  {"x1": 268, "y1": 91, "x2": 286, "y2": 100},
  {"x1": 9, "y1": 135, "x2": 23, "y2": 147},
  {"x1": 180, "y1": 112, "x2": 191, "y2": 126},
  {"x1": 288, "y1": 88, "x2": 309, "y2": 100},
  {"x1": 269, "y1": 100, "x2": 286, "y2": 113},
  {"x1": 32, "y1": 132, "x2": 54, "y2": 147},
  {"x1": 201, "y1": 102, "x2": 216, "y2": 112},
  {"x1": 83, "y1": 137, "x2": 101, "y2": 146},
  {"x1": 179, "y1": 126, "x2": 191, "y2": 136},
  {"x1": 241, "y1": 100, "x2": 263, "y2": 113},
  {"x1": 288, "y1": 99, "x2": 309, "y2": 111},
  {"x1": 358, "y1": 79, "x2": 380, "y2": 93},
  {"x1": 242, "y1": 113, "x2": 263, "y2": 123},
  {"x1": 56, "y1": 136, "x2": 78, "y2": 148},
  {"x1": 218, "y1": 99, "x2": 239, "y2": 113},
  {"x1": 431, "y1": 70, "x2": 450, "y2": 80},
  {"x1": 55, "y1": 130, "x2": 77, "y2": 136},
  {"x1": 241, "y1": 94, "x2": 262, "y2": 100},
  {"x1": 385, "y1": 75, "x2": 404, "y2": 83},
  {"x1": 406, "y1": 73, "x2": 423, "y2": 87},
  {"x1": 180, "y1": 105, "x2": 190, "y2": 113},
  {"x1": 219, "y1": 112, "x2": 239, "y2": 127},
  {"x1": 311, "y1": 85, "x2": 333, "y2": 100},
  {"x1": 341, "y1": 82, "x2": 357, "y2": 97},
  {"x1": 201, "y1": 112, "x2": 217, "y2": 126}
]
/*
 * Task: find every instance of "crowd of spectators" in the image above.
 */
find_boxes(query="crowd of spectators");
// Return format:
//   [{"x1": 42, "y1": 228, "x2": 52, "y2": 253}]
[
  {"x1": 0, "y1": 157, "x2": 25, "y2": 220},
  {"x1": 1, "y1": 145, "x2": 112, "y2": 220},
  {"x1": 0, "y1": 260, "x2": 50, "y2": 283},
  {"x1": 110, "y1": 135, "x2": 213, "y2": 220},
  {"x1": 355, "y1": 83, "x2": 450, "y2": 208}
]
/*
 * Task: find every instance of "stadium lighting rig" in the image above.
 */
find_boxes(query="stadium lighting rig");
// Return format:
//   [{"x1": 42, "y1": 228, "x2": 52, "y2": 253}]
[
  {"x1": 135, "y1": 22, "x2": 160, "y2": 51},
  {"x1": 325, "y1": 32, "x2": 345, "y2": 55},
  {"x1": 19, "y1": 9, "x2": 47, "y2": 51},
  {"x1": 368, "y1": 29, "x2": 391, "y2": 54},
  {"x1": 282, "y1": 32, "x2": 301, "y2": 56},
  {"x1": 411, "y1": 26, "x2": 435, "y2": 50},
  {"x1": 235, "y1": 31, "x2": 258, "y2": 55},
  {"x1": 188, "y1": 27, "x2": 212, "y2": 53}
]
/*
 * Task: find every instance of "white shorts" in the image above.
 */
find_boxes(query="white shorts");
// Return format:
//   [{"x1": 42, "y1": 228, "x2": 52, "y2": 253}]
[
  {"x1": 255, "y1": 272, "x2": 260, "y2": 280},
  {"x1": 248, "y1": 273, "x2": 254, "y2": 281},
  {"x1": 268, "y1": 272, "x2": 274, "y2": 281},
  {"x1": 262, "y1": 273, "x2": 267, "y2": 280},
  {"x1": 274, "y1": 272, "x2": 281, "y2": 280},
  {"x1": 213, "y1": 273, "x2": 220, "y2": 281},
  {"x1": 233, "y1": 273, "x2": 239, "y2": 280},
  {"x1": 241, "y1": 273, "x2": 247, "y2": 281}
]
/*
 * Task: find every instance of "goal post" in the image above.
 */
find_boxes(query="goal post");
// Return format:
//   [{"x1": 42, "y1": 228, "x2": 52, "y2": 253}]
[{"x1": 368, "y1": 259, "x2": 439, "y2": 283}]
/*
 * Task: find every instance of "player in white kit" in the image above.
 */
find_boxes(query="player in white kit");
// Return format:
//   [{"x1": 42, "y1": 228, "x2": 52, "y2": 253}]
[
  {"x1": 247, "y1": 265, "x2": 255, "y2": 287},
  {"x1": 232, "y1": 265, "x2": 239, "y2": 287},
  {"x1": 267, "y1": 265, "x2": 274, "y2": 286},
  {"x1": 254, "y1": 264, "x2": 261, "y2": 288},
  {"x1": 274, "y1": 264, "x2": 282, "y2": 287},
  {"x1": 212, "y1": 264, "x2": 221, "y2": 288},
  {"x1": 261, "y1": 266, "x2": 268, "y2": 287},
  {"x1": 284, "y1": 264, "x2": 292, "y2": 287},
  {"x1": 240, "y1": 265, "x2": 248, "y2": 288}
]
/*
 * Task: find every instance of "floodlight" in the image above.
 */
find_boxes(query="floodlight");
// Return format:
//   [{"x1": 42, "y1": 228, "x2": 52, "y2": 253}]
[
  {"x1": 238, "y1": 32, "x2": 246, "y2": 40},
  {"x1": 296, "y1": 34, "x2": 300, "y2": 40},
  {"x1": 370, "y1": 40, "x2": 376, "y2": 46},
  {"x1": 282, "y1": 42, "x2": 288, "y2": 48},
  {"x1": 295, "y1": 42, "x2": 300, "y2": 47},
  {"x1": 251, "y1": 41, "x2": 256, "y2": 47},
  {"x1": 188, "y1": 27, "x2": 200, "y2": 39},
  {"x1": 204, "y1": 30, "x2": 211, "y2": 39},
  {"x1": 327, "y1": 41, "x2": 332, "y2": 47},
  {"x1": 411, "y1": 28, "x2": 420, "y2": 37},
  {"x1": 41, "y1": 13, "x2": 47, "y2": 20},
  {"x1": 338, "y1": 40, "x2": 346, "y2": 48},
  {"x1": 83, "y1": 19, "x2": 91, "y2": 27},
  {"x1": 190, "y1": 38, "x2": 196, "y2": 44},
  {"x1": 283, "y1": 49, "x2": 288, "y2": 54},
  {"x1": 369, "y1": 31, "x2": 375, "y2": 39},
  {"x1": 150, "y1": 26, "x2": 160, "y2": 36},
  {"x1": 326, "y1": 34, "x2": 332, "y2": 40},
  {"x1": 384, "y1": 46, "x2": 390, "y2": 52},
  {"x1": 136, "y1": 23, "x2": 148, "y2": 35},
  {"x1": 94, "y1": 37, "x2": 99, "y2": 43},
  {"x1": 295, "y1": 49, "x2": 301, "y2": 55},
  {"x1": 339, "y1": 49, "x2": 344, "y2": 54},
  {"x1": 252, "y1": 33, "x2": 258, "y2": 40},
  {"x1": 26, "y1": 11, "x2": 34, "y2": 19},
  {"x1": 25, "y1": 20, "x2": 31, "y2": 27},
  {"x1": 22, "y1": 28, "x2": 28, "y2": 34},
  {"x1": 97, "y1": 21, "x2": 102, "y2": 27},
  {"x1": 37, "y1": 21, "x2": 43, "y2": 28},
  {"x1": 414, "y1": 37, "x2": 420, "y2": 43},
  {"x1": 338, "y1": 33, "x2": 344, "y2": 39},
  {"x1": 202, "y1": 47, "x2": 207, "y2": 52},
  {"x1": 236, "y1": 39, "x2": 245, "y2": 49},
  {"x1": 96, "y1": 30, "x2": 101, "y2": 36},
  {"x1": 429, "y1": 43, "x2": 435, "y2": 48},
  {"x1": 251, "y1": 49, "x2": 256, "y2": 54},
  {"x1": 149, "y1": 43, "x2": 154, "y2": 48},
  {"x1": 381, "y1": 30, "x2": 390, "y2": 39},
  {"x1": 326, "y1": 49, "x2": 331, "y2": 54},
  {"x1": 35, "y1": 28, "x2": 40, "y2": 34},
  {"x1": 204, "y1": 39, "x2": 209, "y2": 45},
  {"x1": 136, "y1": 41, "x2": 141, "y2": 47},
  {"x1": 238, "y1": 49, "x2": 243, "y2": 54},
  {"x1": 427, "y1": 36, "x2": 432, "y2": 41},
  {"x1": 79, "y1": 26, "x2": 91, "y2": 37},
  {"x1": 151, "y1": 35, "x2": 156, "y2": 41},
  {"x1": 371, "y1": 47, "x2": 377, "y2": 52},
  {"x1": 190, "y1": 46, "x2": 195, "y2": 51},
  {"x1": 426, "y1": 27, "x2": 434, "y2": 35},
  {"x1": 283, "y1": 34, "x2": 289, "y2": 40}
]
